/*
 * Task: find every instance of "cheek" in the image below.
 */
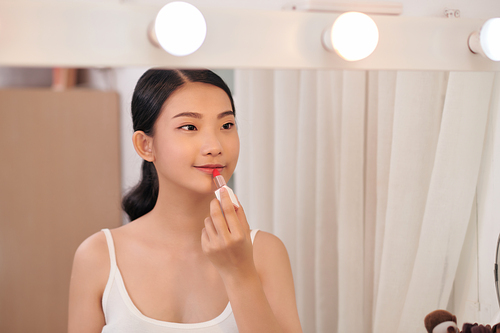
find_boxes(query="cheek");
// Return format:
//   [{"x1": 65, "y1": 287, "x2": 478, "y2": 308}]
[
  {"x1": 227, "y1": 134, "x2": 240, "y2": 161},
  {"x1": 153, "y1": 135, "x2": 193, "y2": 165},
  {"x1": 234, "y1": 138, "x2": 240, "y2": 159}
]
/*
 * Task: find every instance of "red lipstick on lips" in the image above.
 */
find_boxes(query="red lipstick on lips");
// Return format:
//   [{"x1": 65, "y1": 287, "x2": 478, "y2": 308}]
[{"x1": 195, "y1": 165, "x2": 223, "y2": 174}]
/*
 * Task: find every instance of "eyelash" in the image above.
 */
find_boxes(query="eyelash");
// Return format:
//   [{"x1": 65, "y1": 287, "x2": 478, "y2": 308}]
[
  {"x1": 179, "y1": 122, "x2": 235, "y2": 131},
  {"x1": 180, "y1": 124, "x2": 197, "y2": 131}
]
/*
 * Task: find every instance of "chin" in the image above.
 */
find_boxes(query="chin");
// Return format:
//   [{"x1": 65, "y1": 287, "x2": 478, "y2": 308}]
[{"x1": 190, "y1": 183, "x2": 216, "y2": 197}]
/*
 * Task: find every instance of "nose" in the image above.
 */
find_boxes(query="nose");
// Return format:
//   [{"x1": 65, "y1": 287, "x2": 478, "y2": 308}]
[{"x1": 200, "y1": 131, "x2": 222, "y2": 156}]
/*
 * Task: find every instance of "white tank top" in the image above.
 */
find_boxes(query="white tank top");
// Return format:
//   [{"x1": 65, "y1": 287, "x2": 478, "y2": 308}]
[{"x1": 100, "y1": 228, "x2": 260, "y2": 333}]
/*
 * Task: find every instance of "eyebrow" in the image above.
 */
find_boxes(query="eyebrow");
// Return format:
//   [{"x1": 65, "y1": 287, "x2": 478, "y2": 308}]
[
  {"x1": 218, "y1": 110, "x2": 235, "y2": 119},
  {"x1": 172, "y1": 110, "x2": 235, "y2": 119}
]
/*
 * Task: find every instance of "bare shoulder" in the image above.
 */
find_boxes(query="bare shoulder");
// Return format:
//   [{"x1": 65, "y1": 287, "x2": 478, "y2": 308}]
[
  {"x1": 252, "y1": 230, "x2": 291, "y2": 277},
  {"x1": 68, "y1": 230, "x2": 112, "y2": 332},
  {"x1": 74, "y1": 222, "x2": 136, "y2": 263},
  {"x1": 253, "y1": 230, "x2": 288, "y2": 255},
  {"x1": 74, "y1": 231, "x2": 109, "y2": 267},
  {"x1": 71, "y1": 230, "x2": 110, "y2": 293}
]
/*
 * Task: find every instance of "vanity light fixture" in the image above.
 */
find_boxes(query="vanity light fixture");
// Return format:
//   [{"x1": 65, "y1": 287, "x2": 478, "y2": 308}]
[
  {"x1": 468, "y1": 18, "x2": 500, "y2": 61},
  {"x1": 322, "y1": 12, "x2": 379, "y2": 61},
  {"x1": 148, "y1": 1, "x2": 207, "y2": 56}
]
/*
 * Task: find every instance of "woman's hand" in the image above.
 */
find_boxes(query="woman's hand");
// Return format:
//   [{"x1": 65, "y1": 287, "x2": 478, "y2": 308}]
[
  {"x1": 201, "y1": 187, "x2": 256, "y2": 281},
  {"x1": 201, "y1": 188, "x2": 302, "y2": 333}
]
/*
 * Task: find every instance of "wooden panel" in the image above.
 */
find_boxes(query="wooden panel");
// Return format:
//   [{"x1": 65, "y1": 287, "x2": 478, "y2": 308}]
[{"x1": 0, "y1": 89, "x2": 122, "y2": 333}]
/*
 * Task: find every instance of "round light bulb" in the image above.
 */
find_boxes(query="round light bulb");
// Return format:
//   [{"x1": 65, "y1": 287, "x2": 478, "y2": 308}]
[
  {"x1": 480, "y1": 18, "x2": 500, "y2": 61},
  {"x1": 326, "y1": 12, "x2": 379, "y2": 61},
  {"x1": 153, "y1": 2, "x2": 207, "y2": 56}
]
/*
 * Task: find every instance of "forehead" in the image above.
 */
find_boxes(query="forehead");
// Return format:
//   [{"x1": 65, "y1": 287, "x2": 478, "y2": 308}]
[{"x1": 161, "y1": 82, "x2": 232, "y2": 117}]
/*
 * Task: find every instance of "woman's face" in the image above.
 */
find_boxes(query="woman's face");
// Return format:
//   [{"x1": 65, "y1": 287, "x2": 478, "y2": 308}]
[{"x1": 150, "y1": 82, "x2": 239, "y2": 195}]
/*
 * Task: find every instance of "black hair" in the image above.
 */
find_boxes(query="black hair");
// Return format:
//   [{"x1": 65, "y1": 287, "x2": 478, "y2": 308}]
[{"x1": 122, "y1": 69, "x2": 235, "y2": 221}]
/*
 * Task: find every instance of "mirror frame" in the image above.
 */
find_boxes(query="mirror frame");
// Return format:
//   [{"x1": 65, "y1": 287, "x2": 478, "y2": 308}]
[{"x1": 0, "y1": 2, "x2": 499, "y2": 71}]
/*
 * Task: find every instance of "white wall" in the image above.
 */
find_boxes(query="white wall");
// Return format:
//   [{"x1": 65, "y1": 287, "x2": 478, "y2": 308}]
[
  {"x1": 1, "y1": 0, "x2": 498, "y2": 17},
  {"x1": 127, "y1": 0, "x2": 500, "y2": 19}
]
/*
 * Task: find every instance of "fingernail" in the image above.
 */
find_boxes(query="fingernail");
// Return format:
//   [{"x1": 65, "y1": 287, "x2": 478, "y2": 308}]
[{"x1": 220, "y1": 186, "x2": 226, "y2": 193}]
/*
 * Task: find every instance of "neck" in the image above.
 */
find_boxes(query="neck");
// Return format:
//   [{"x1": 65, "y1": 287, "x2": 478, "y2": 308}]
[{"x1": 145, "y1": 183, "x2": 215, "y2": 248}]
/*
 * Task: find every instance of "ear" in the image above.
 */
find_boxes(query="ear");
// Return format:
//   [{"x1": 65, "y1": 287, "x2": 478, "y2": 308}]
[{"x1": 132, "y1": 130, "x2": 155, "y2": 162}]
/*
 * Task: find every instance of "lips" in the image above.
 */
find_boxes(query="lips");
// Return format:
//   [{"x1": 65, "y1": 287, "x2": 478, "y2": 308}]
[{"x1": 194, "y1": 164, "x2": 224, "y2": 175}]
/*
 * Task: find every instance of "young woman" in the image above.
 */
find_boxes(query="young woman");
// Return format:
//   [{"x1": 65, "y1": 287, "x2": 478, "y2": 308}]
[{"x1": 68, "y1": 69, "x2": 302, "y2": 333}]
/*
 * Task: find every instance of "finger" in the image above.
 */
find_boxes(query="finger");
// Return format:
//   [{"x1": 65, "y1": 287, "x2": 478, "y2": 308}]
[
  {"x1": 204, "y1": 216, "x2": 217, "y2": 238},
  {"x1": 232, "y1": 193, "x2": 251, "y2": 233},
  {"x1": 210, "y1": 197, "x2": 231, "y2": 237},
  {"x1": 218, "y1": 187, "x2": 243, "y2": 236}
]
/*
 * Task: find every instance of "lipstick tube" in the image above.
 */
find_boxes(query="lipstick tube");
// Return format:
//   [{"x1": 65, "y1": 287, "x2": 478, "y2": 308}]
[{"x1": 213, "y1": 169, "x2": 240, "y2": 208}]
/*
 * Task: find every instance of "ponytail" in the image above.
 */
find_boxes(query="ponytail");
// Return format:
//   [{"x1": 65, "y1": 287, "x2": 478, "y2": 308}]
[{"x1": 122, "y1": 161, "x2": 159, "y2": 221}]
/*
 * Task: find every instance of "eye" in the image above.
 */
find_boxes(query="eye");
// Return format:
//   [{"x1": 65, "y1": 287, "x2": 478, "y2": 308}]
[
  {"x1": 180, "y1": 124, "x2": 197, "y2": 131},
  {"x1": 221, "y1": 122, "x2": 234, "y2": 130}
]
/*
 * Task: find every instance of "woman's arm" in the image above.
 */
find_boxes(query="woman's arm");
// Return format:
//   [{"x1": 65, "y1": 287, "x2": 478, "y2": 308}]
[
  {"x1": 201, "y1": 188, "x2": 303, "y2": 333},
  {"x1": 252, "y1": 231, "x2": 303, "y2": 333},
  {"x1": 68, "y1": 232, "x2": 108, "y2": 333},
  {"x1": 225, "y1": 231, "x2": 303, "y2": 333}
]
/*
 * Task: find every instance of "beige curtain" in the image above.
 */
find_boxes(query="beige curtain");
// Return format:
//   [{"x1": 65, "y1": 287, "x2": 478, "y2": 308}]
[
  {"x1": 234, "y1": 69, "x2": 497, "y2": 333},
  {"x1": 449, "y1": 73, "x2": 500, "y2": 326}
]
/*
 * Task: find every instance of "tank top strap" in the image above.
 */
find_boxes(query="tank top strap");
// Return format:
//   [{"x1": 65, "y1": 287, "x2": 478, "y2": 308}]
[
  {"x1": 101, "y1": 228, "x2": 119, "y2": 315},
  {"x1": 250, "y1": 229, "x2": 259, "y2": 244},
  {"x1": 101, "y1": 228, "x2": 117, "y2": 268}
]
